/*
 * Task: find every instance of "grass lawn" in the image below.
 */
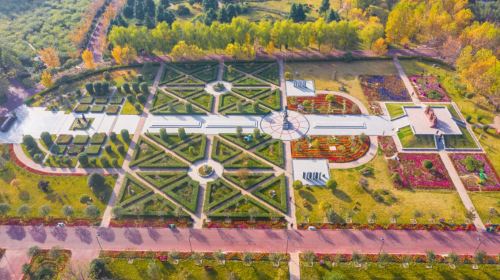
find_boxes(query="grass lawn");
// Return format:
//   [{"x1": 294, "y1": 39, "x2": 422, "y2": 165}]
[
  {"x1": 473, "y1": 127, "x2": 500, "y2": 172},
  {"x1": 397, "y1": 126, "x2": 436, "y2": 149},
  {"x1": 103, "y1": 258, "x2": 289, "y2": 280},
  {"x1": 469, "y1": 191, "x2": 500, "y2": 225},
  {"x1": 385, "y1": 103, "x2": 414, "y2": 119},
  {"x1": 286, "y1": 60, "x2": 398, "y2": 110},
  {"x1": 443, "y1": 126, "x2": 478, "y2": 149},
  {"x1": 0, "y1": 159, "x2": 115, "y2": 219},
  {"x1": 121, "y1": 100, "x2": 142, "y2": 115},
  {"x1": 295, "y1": 153, "x2": 467, "y2": 225},
  {"x1": 301, "y1": 262, "x2": 500, "y2": 280}
]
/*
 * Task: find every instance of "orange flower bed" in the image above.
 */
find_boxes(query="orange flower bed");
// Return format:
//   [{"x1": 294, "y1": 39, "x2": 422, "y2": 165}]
[
  {"x1": 287, "y1": 94, "x2": 361, "y2": 114},
  {"x1": 291, "y1": 136, "x2": 370, "y2": 163}
]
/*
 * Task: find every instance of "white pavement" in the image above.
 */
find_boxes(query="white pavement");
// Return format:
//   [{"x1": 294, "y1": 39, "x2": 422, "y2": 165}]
[{"x1": 306, "y1": 114, "x2": 394, "y2": 136}]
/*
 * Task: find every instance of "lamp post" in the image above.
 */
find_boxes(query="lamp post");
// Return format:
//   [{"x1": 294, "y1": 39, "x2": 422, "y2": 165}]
[
  {"x1": 474, "y1": 237, "x2": 482, "y2": 253},
  {"x1": 188, "y1": 229, "x2": 193, "y2": 252},
  {"x1": 379, "y1": 237, "x2": 385, "y2": 255},
  {"x1": 96, "y1": 232, "x2": 103, "y2": 250}
]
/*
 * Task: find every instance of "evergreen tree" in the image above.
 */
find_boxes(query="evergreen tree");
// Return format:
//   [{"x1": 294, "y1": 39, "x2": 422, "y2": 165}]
[
  {"x1": 202, "y1": 0, "x2": 218, "y2": 10},
  {"x1": 160, "y1": 0, "x2": 170, "y2": 7},
  {"x1": 203, "y1": 8, "x2": 217, "y2": 25},
  {"x1": 319, "y1": 0, "x2": 330, "y2": 14},
  {"x1": 290, "y1": 3, "x2": 306, "y2": 22},
  {"x1": 326, "y1": 9, "x2": 340, "y2": 22},
  {"x1": 218, "y1": 6, "x2": 230, "y2": 23},
  {"x1": 145, "y1": 0, "x2": 156, "y2": 18},
  {"x1": 135, "y1": 0, "x2": 145, "y2": 20},
  {"x1": 123, "y1": 5, "x2": 134, "y2": 18}
]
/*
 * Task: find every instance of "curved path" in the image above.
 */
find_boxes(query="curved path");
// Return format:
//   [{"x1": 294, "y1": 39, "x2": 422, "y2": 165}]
[{"x1": 328, "y1": 136, "x2": 378, "y2": 169}]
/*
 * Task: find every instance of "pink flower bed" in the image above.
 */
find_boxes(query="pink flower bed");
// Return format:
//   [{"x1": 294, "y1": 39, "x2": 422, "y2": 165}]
[
  {"x1": 410, "y1": 75, "x2": 451, "y2": 102},
  {"x1": 392, "y1": 153, "x2": 453, "y2": 189},
  {"x1": 449, "y1": 153, "x2": 500, "y2": 191}
]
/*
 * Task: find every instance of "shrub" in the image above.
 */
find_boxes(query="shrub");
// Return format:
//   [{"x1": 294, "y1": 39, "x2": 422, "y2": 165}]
[
  {"x1": 88, "y1": 173, "x2": 105, "y2": 189},
  {"x1": 123, "y1": 83, "x2": 131, "y2": 94},
  {"x1": 178, "y1": 128, "x2": 187, "y2": 139},
  {"x1": 423, "y1": 160, "x2": 433, "y2": 170},
  {"x1": 132, "y1": 82, "x2": 140, "y2": 94},
  {"x1": 22, "y1": 135, "x2": 37, "y2": 150},
  {"x1": 78, "y1": 152, "x2": 89, "y2": 166},
  {"x1": 105, "y1": 145, "x2": 113, "y2": 154},
  {"x1": 134, "y1": 103, "x2": 142, "y2": 111},
  {"x1": 293, "y1": 180, "x2": 303, "y2": 189},
  {"x1": 137, "y1": 94, "x2": 147, "y2": 104},
  {"x1": 140, "y1": 83, "x2": 149, "y2": 94},
  {"x1": 109, "y1": 132, "x2": 117, "y2": 142},
  {"x1": 160, "y1": 128, "x2": 168, "y2": 141},
  {"x1": 100, "y1": 157, "x2": 110, "y2": 167},
  {"x1": 80, "y1": 194, "x2": 92, "y2": 204},
  {"x1": 117, "y1": 144, "x2": 125, "y2": 155},
  {"x1": 121, "y1": 129, "x2": 130, "y2": 142},
  {"x1": 112, "y1": 158, "x2": 119, "y2": 167},
  {"x1": 326, "y1": 179, "x2": 337, "y2": 190},
  {"x1": 40, "y1": 132, "x2": 53, "y2": 147}
]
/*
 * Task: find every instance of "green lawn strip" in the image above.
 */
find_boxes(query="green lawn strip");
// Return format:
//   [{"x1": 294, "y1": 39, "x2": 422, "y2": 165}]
[
  {"x1": 211, "y1": 136, "x2": 243, "y2": 163},
  {"x1": 163, "y1": 87, "x2": 204, "y2": 99},
  {"x1": 121, "y1": 100, "x2": 142, "y2": 115},
  {"x1": 188, "y1": 92, "x2": 214, "y2": 112},
  {"x1": 103, "y1": 258, "x2": 288, "y2": 280},
  {"x1": 109, "y1": 96, "x2": 124, "y2": 105},
  {"x1": 231, "y1": 87, "x2": 271, "y2": 99},
  {"x1": 191, "y1": 65, "x2": 218, "y2": 82},
  {"x1": 135, "y1": 152, "x2": 189, "y2": 168},
  {"x1": 444, "y1": 126, "x2": 478, "y2": 149},
  {"x1": 301, "y1": 262, "x2": 499, "y2": 280},
  {"x1": 233, "y1": 75, "x2": 269, "y2": 87},
  {"x1": 73, "y1": 135, "x2": 90, "y2": 145},
  {"x1": 252, "y1": 174, "x2": 288, "y2": 213},
  {"x1": 162, "y1": 176, "x2": 200, "y2": 213},
  {"x1": 223, "y1": 172, "x2": 274, "y2": 190},
  {"x1": 223, "y1": 66, "x2": 245, "y2": 81},
  {"x1": 218, "y1": 92, "x2": 245, "y2": 112},
  {"x1": 160, "y1": 67, "x2": 184, "y2": 84},
  {"x1": 257, "y1": 89, "x2": 282, "y2": 111},
  {"x1": 254, "y1": 139, "x2": 285, "y2": 168},
  {"x1": 151, "y1": 99, "x2": 206, "y2": 115},
  {"x1": 0, "y1": 159, "x2": 113, "y2": 219},
  {"x1": 136, "y1": 171, "x2": 188, "y2": 189},
  {"x1": 91, "y1": 105, "x2": 105, "y2": 113},
  {"x1": 165, "y1": 75, "x2": 205, "y2": 86},
  {"x1": 397, "y1": 126, "x2": 436, "y2": 149},
  {"x1": 172, "y1": 135, "x2": 207, "y2": 163},
  {"x1": 129, "y1": 137, "x2": 164, "y2": 167},
  {"x1": 208, "y1": 195, "x2": 278, "y2": 219},
  {"x1": 224, "y1": 101, "x2": 271, "y2": 115},
  {"x1": 204, "y1": 178, "x2": 240, "y2": 211},
  {"x1": 117, "y1": 174, "x2": 152, "y2": 206},
  {"x1": 145, "y1": 132, "x2": 187, "y2": 150},
  {"x1": 253, "y1": 63, "x2": 280, "y2": 85},
  {"x1": 385, "y1": 103, "x2": 414, "y2": 119},
  {"x1": 74, "y1": 104, "x2": 90, "y2": 113},
  {"x1": 220, "y1": 133, "x2": 272, "y2": 150},
  {"x1": 79, "y1": 96, "x2": 94, "y2": 104},
  {"x1": 55, "y1": 134, "x2": 73, "y2": 145},
  {"x1": 67, "y1": 145, "x2": 85, "y2": 156},
  {"x1": 469, "y1": 191, "x2": 500, "y2": 225},
  {"x1": 152, "y1": 90, "x2": 176, "y2": 110},
  {"x1": 90, "y1": 133, "x2": 107, "y2": 145},
  {"x1": 105, "y1": 105, "x2": 121, "y2": 115},
  {"x1": 84, "y1": 145, "x2": 101, "y2": 156},
  {"x1": 223, "y1": 153, "x2": 274, "y2": 170}
]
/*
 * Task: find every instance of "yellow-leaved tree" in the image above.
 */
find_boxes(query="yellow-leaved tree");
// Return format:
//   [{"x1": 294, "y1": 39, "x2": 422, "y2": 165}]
[
  {"x1": 371, "y1": 38, "x2": 388, "y2": 55},
  {"x1": 40, "y1": 71, "x2": 53, "y2": 88},
  {"x1": 456, "y1": 46, "x2": 500, "y2": 97},
  {"x1": 82, "y1": 49, "x2": 95, "y2": 69},
  {"x1": 170, "y1": 41, "x2": 204, "y2": 61},
  {"x1": 38, "y1": 48, "x2": 61, "y2": 69},
  {"x1": 112, "y1": 45, "x2": 136, "y2": 65}
]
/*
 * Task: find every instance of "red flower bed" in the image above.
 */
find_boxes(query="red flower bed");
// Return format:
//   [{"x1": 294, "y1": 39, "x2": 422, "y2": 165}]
[
  {"x1": 410, "y1": 75, "x2": 451, "y2": 102},
  {"x1": 308, "y1": 253, "x2": 498, "y2": 264},
  {"x1": 378, "y1": 136, "x2": 397, "y2": 157},
  {"x1": 0, "y1": 217, "x2": 97, "y2": 226},
  {"x1": 204, "y1": 219, "x2": 287, "y2": 229},
  {"x1": 360, "y1": 75, "x2": 410, "y2": 102},
  {"x1": 389, "y1": 153, "x2": 453, "y2": 189},
  {"x1": 291, "y1": 136, "x2": 370, "y2": 163},
  {"x1": 110, "y1": 218, "x2": 192, "y2": 228},
  {"x1": 298, "y1": 222, "x2": 476, "y2": 231},
  {"x1": 449, "y1": 153, "x2": 500, "y2": 191},
  {"x1": 287, "y1": 94, "x2": 361, "y2": 114},
  {"x1": 100, "y1": 251, "x2": 289, "y2": 261}
]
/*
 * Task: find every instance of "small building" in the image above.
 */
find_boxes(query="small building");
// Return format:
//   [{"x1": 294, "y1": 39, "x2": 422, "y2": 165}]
[
  {"x1": 285, "y1": 80, "x2": 316, "y2": 97},
  {"x1": 292, "y1": 159, "x2": 330, "y2": 186}
]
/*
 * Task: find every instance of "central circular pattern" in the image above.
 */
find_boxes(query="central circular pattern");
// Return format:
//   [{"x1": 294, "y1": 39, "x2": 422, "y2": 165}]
[
  {"x1": 198, "y1": 164, "x2": 214, "y2": 178},
  {"x1": 188, "y1": 158, "x2": 224, "y2": 184},
  {"x1": 260, "y1": 110, "x2": 310, "y2": 141},
  {"x1": 205, "y1": 81, "x2": 232, "y2": 96}
]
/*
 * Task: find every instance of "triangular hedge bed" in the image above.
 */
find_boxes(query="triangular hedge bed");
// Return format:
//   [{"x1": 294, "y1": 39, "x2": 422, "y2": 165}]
[
  {"x1": 223, "y1": 172, "x2": 273, "y2": 190},
  {"x1": 252, "y1": 174, "x2": 288, "y2": 213},
  {"x1": 208, "y1": 195, "x2": 278, "y2": 219},
  {"x1": 162, "y1": 176, "x2": 200, "y2": 213},
  {"x1": 203, "y1": 179, "x2": 240, "y2": 212}
]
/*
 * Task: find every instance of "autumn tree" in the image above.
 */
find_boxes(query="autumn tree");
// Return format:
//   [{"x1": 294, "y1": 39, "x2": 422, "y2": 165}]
[
  {"x1": 39, "y1": 48, "x2": 61, "y2": 69},
  {"x1": 40, "y1": 71, "x2": 53, "y2": 88},
  {"x1": 456, "y1": 46, "x2": 499, "y2": 98},
  {"x1": 82, "y1": 49, "x2": 95, "y2": 69},
  {"x1": 372, "y1": 38, "x2": 388, "y2": 55},
  {"x1": 111, "y1": 45, "x2": 137, "y2": 65}
]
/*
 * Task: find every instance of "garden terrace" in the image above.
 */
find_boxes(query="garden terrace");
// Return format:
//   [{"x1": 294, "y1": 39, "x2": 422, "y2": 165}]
[
  {"x1": 360, "y1": 75, "x2": 410, "y2": 102},
  {"x1": 233, "y1": 76, "x2": 270, "y2": 87},
  {"x1": 137, "y1": 172, "x2": 188, "y2": 189},
  {"x1": 204, "y1": 178, "x2": 240, "y2": 211},
  {"x1": 294, "y1": 153, "x2": 468, "y2": 227},
  {"x1": 211, "y1": 137, "x2": 243, "y2": 163},
  {"x1": 169, "y1": 134, "x2": 207, "y2": 163},
  {"x1": 252, "y1": 174, "x2": 288, "y2": 213},
  {"x1": 98, "y1": 251, "x2": 289, "y2": 279},
  {"x1": 129, "y1": 137, "x2": 188, "y2": 169},
  {"x1": 162, "y1": 176, "x2": 201, "y2": 213},
  {"x1": 449, "y1": 153, "x2": 500, "y2": 191},
  {"x1": 254, "y1": 139, "x2": 286, "y2": 168},
  {"x1": 291, "y1": 136, "x2": 370, "y2": 163},
  {"x1": 410, "y1": 75, "x2": 451, "y2": 102},
  {"x1": 378, "y1": 136, "x2": 397, "y2": 158},
  {"x1": 443, "y1": 126, "x2": 479, "y2": 150},
  {"x1": 223, "y1": 172, "x2": 274, "y2": 190},
  {"x1": 207, "y1": 195, "x2": 279, "y2": 221},
  {"x1": 226, "y1": 61, "x2": 277, "y2": 75},
  {"x1": 223, "y1": 153, "x2": 274, "y2": 170},
  {"x1": 287, "y1": 94, "x2": 362, "y2": 115},
  {"x1": 397, "y1": 126, "x2": 436, "y2": 149},
  {"x1": 389, "y1": 153, "x2": 453, "y2": 190},
  {"x1": 23, "y1": 249, "x2": 71, "y2": 280},
  {"x1": 220, "y1": 133, "x2": 272, "y2": 150}
]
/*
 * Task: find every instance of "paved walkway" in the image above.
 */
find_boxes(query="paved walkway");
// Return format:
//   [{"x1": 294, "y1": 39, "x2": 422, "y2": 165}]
[
  {"x1": 393, "y1": 56, "x2": 420, "y2": 104},
  {"x1": 439, "y1": 152, "x2": 485, "y2": 230}
]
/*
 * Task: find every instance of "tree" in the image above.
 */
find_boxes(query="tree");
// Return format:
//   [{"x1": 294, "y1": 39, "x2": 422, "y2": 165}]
[
  {"x1": 303, "y1": 251, "x2": 315, "y2": 267},
  {"x1": 22, "y1": 135, "x2": 37, "y2": 150},
  {"x1": 39, "y1": 48, "x2": 60, "y2": 69},
  {"x1": 0, "y1": 203, "x2": 11, "y2": 217},
  {"x1": 290, "y1": 4, "x2": 307, "y2": 23},
  {"x1": 447, "y1": 252, "x2": 459, "y2": 269},
  {"x1": 253, "y1": 128, "x2": 261, "y2": 139},
  {"x1": 236, "y1": 126, "x2": 243, "y2": 138},
  {"x1": 78, "y1": 152, "x2": 89, "y2": 167},
  {"x1": 85, "y1": 205, "x2": 100, "y2": 220},
  {"x1": 456, "y1": 46, "x2": 499, "y2": 98},
  {"x1": 326, "y1": 9, "x2": 340, "y2": 22},
  {"x1": 191, "y1": 252, "x2": 204, "y2": 265},
  {"x1": 112, "y1": 45, "x2": 137, "y2": 65},
  {"x1": 474, "y1": 250, "x2": 486, "y2": 266},
  {"x1": 423, "y1": 160, "x2": 433, "y2": 170},
  {"x1": 88, "y1": 173, "x2": 105, "y2": 189},
  {"x1": 135, "y1": 0, "x2": 145, "y2": 20},
  {"x1": 17, "y1": 204, "x2": 31, "y2": 219},
  {"x1": 62, "y1": 205, "x2": 74, "y2": 220},
  {"x1": 242, "y1": 252, "x2": 253, "y2": 266},
  {"x1": 269, "y1": 253, "x2": 283, "y2": 267},
  {"x1": 168, "y1": 251, "x2": 180, "y2": 264},
  {"x1": 372, "y1": 38, "x2": 388, "y2": 55},
  {"x1": 145, "y1": 0, "x2": 156, "y2": 18},
  {"x1": 319, "y1": 0, "x2": 330, "y2": 15},
  {"x1": 178, "y1": 127, "x2": 187, "y2": 139},
  {"x1": 202, "y1": 0, "x2": 218, "y2": 10},
  {"x1": 465, "y1": 209, "x2": 476, "y2": 223},
  {"x1": 40, "y1": 71, "x2": 53, "y2": 88},
  {"x1": 82, "y1": 49, "x2": 95, "y2": 69},
  {"x1": 121, "y1": 129, "x2": 130, "y2": 142},
  {"x1": 293, "y1": 180, "x2": 303, "y2": 189},
  {"x1": 89, "y1": 259, "x2": 111, "y2": 279},
  {"x1": 147, "y1": 260, "x2": 161, "y2": 279},
  {"x1": 426, "y1": 250, "x2": 436, "y2": 268},
  {"x1": 326, "y1": 179, "x2": 337, "y2": 190},
  {"x1": 160, "y1": 128, "x2": 168, "y2": 141},
  {"x1": 27, "y1": 246, "x2": 40, "y2": 257},
  {"x1": 39, "y1": 205, "x2": 51, "y2": 220},
  {"x1": 214, "y1": 250, "x2": 225, "y2": 265}
]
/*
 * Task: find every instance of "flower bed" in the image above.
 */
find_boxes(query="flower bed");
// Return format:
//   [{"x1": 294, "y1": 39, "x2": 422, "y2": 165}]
[
  {"x1": 360, "y1": 75, "x2": 410, "y2": 101},
  {"x1": 389, "y1": 153, "x2": 453, "y2": 189},
  {"x1": 291, "y1": 136, "x2": 370, "y2": 163},
  {"x1": 287, "y1": 94, "x2": 362, "y2": 114},
  {"x1": 110, "y1": 218, "x2": 193, "y2": 228},
  {"x1": 409, "y1": 75, "x2": 451, "y2": 102},
  {"x1": 378, "y1": 136, "x2": 397, "y2": 157},
  {"x1": 449, "y1": 153, "x2": 500, "y2": 191},
  {"x1": 204, "y1": 219, "x2": 287, "y2": 229},
  {"x1": 23, "y1": 249, "x2": 71, "y2": 280},
  {"x1": 100, "y1": 250, "x2": 289, "y2": 262},
  {"x1": 0, "y1": 217, "x2": 98, "y2": 226},
  {"x1": 297, "y1": 222, "x2": 477, "y2": 231}
]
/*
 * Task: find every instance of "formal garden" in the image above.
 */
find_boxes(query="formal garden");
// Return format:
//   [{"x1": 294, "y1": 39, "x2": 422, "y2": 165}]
[
  {"x1": 397, "y1": 126, "x2": 436, "y2": 149},
  {"x1": 291, "y1": 135, "x2": 370, "y2": 163},
  {"x1": 91, "y1": 251, "x2": 289, "y2": 280},
  {"x1": 449, "y1": 153, "x2": 500, "y2": 191},
  {"x1": 22, "y1": 247, "x2": 71, "y2": 280},
  {"x1": 360, "y1": 75, "x2": 411, "y2": 102},
  {"x1": 300, "y1": 251, "x2": 500, "y2": 280},
  {"x1": 287, "y1": 94, "x2": 362, "y2": 114},
  {"x1": 410, "y1": 75, "x2": 451, "y2": 102}
]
